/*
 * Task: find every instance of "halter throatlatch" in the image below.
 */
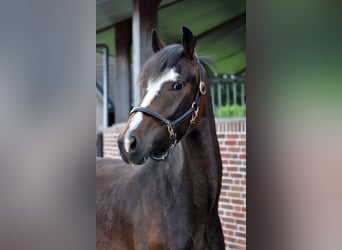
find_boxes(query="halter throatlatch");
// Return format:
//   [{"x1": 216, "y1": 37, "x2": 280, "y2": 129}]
[{"x1": 129, "y1": 59, "x2": 206, "y2": 161}]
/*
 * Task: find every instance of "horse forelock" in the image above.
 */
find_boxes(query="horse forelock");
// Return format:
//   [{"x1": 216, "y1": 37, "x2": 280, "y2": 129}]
[{"x1": 138, "y1": 44, "x2": 184, "y2": 88}]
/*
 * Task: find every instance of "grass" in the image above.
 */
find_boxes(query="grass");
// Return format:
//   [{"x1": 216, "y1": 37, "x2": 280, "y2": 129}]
[{"x1": 214, "y1": 104, "x2": 246, "y2": 118}]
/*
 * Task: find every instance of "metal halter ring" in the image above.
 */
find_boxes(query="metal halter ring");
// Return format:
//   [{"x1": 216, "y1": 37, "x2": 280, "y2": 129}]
[{"x1": 199, "y1": 81, "x2": 206, "y2": 95}]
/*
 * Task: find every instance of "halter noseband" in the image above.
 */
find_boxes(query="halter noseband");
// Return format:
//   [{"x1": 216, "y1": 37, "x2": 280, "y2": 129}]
[{"x1": 129, "y1": 59, "x2": 206, "y2": 161}]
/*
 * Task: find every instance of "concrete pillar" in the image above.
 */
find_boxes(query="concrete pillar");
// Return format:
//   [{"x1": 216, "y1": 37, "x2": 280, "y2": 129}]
[
  {"x1": 132, "y1": 0, "x2": 159, "y2": 105},
  {"x1": 115, "y1": 19, "x2": 132, "y2": 123}
]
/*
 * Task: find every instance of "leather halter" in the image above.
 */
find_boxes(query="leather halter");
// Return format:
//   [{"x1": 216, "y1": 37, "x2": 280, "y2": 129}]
[{"x1": 130, "y1": 59, "x2": 206, "y2": 161}]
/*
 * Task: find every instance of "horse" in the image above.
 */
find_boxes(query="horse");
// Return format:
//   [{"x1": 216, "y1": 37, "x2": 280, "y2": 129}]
[{"x1": 96, "y1": 27, "x2": 225, "y2": 250}]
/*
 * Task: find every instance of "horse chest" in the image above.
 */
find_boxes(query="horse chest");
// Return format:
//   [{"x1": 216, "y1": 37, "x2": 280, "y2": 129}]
[{"x1": 131, "y1": 178, "x2": 210, "y2": 249}]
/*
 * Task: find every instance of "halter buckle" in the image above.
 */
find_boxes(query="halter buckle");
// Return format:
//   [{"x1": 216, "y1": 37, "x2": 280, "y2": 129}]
[
  {"x1": 156, "y1": 125, "x2": 177, "y2": 161},
  {"x1": 167, "y1": 124, "x2": 175, "y2": 138},
  {"x1": 190, "y1": 102, "x2": 199, "y2": 124}
]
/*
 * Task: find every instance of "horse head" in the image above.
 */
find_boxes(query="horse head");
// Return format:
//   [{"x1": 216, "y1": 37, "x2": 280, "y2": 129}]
[{"x1": 118, "y1": 27, "x2": 207, "y2": 165}]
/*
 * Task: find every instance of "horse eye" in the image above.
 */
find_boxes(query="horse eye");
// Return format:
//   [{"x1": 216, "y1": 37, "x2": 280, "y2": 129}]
[{"x1": 172, "y1": 81, "x2": 184, "y2": 90}]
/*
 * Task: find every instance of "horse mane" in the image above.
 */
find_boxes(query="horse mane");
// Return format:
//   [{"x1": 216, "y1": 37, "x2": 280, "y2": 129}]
[
  {"x1": 138, "y1": 44, "x2": 183, "y2": 87},
  {"x1": 198, "y1": 56, "x2": 217, "y2": 86}
]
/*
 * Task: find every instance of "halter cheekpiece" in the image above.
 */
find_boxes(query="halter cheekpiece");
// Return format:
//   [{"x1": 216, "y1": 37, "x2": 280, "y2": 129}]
[{"x1": 130, "y1": 59, "x2": 206, "y2": 161}]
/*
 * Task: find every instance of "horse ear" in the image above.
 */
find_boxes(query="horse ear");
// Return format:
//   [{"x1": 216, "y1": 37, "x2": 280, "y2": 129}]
[
  {"x1": 181, "y1": 26, "x2": 196, "y2": 58},
  {"x1": 152, "y1": 29, "x2": 165, "y2": 53}
]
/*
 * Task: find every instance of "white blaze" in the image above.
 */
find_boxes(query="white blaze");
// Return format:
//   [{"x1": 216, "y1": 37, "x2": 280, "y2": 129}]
[
  {"x1": 124, "y1": 112, "x2": 143, "y2": 152},
  {"x1": 140, "y1": 68, "x2": 179, "y2": 107},
  {"x1": 124, "y1": 68, "x2": 179, "y2": 152}
]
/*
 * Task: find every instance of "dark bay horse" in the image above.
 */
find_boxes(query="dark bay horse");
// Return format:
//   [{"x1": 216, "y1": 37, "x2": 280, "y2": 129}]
[{"x1": 96, "y1": 27, "x2": 225, "y2": 250}]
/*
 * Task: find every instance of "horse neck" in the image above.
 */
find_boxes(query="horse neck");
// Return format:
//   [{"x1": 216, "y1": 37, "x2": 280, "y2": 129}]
[{"x1": 179, "y1": 88, "x2": 222, "y2": 210}]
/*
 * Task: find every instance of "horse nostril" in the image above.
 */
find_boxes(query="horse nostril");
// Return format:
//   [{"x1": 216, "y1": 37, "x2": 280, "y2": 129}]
[
  {"x1": 130, "y1": 136, "x2": 137, "y2": 151},
  {"x1": 124, "y1": 135, "x2": 137, "y2": 153}
]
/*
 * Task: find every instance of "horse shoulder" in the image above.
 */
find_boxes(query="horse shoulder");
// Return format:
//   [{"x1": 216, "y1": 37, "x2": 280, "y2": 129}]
[{"x1": 96, "y1": 158, "x2": 139, "y2": 249}]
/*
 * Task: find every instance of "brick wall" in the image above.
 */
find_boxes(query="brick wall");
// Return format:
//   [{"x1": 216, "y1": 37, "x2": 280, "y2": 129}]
[
  {"x1": 216, "y1": 119, "x2": 246, "y2": 250},
  {"x1": 103, "y1": 118, "x2": 246, "y2": 250},
  {"x1": 103, "y1": 123, "x2": 126, "y2": 159}
]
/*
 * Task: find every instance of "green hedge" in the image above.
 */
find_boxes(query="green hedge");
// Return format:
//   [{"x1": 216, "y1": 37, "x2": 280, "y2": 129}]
[{"x1": 214, "y1": 104, "x2": 246, "y2": 117}]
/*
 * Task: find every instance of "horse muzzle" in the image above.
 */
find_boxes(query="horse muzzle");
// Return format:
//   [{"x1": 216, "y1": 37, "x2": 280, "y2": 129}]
[{"x1": 117, "y1": 133, "x2": 147, "y2": 165}]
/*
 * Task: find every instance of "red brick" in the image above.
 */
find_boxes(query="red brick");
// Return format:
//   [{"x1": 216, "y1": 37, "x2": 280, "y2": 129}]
[
  {"x1": 222, "y1": 172, "x2": 229, "y2": 178},
  {"x1": 233, "y1": 212, "x2": 245, "y2": 218},
  {"x1": 229, "y1": 160, "x2": 242, "y2": 165},
  {"x1": 228, "y1": 192, "x2": 241, "y2": 198},
  {"x1": 228, "y1": 147, "x2": 240, "y2": 153},
  {"x1": 235, "y1": 206, "x2": 241, "y2": 212},
  {"x1": 225, "y1": 223, "x2": 237, "y2": 230},
  {"x1": 231, "y1": 173, "x2": 243, "y2": 179},
  {"x1": 224, "y1": 210, "x2": 232, "y2": 215},
  {"x1": 227, "y1": 167, "x2": 238, "y2": 172},
  {"x1": 219, "y1": 197, "x2": 230, "y2": 203},
  {"x1": 232, "y1": 199, "x2": 243, "y2": 205},
  {"x1": 221, "y1": 153, "x2": 232, "y2": 158},
  {"x1": 239, "y1": 154, "x2": 246, "y2": 159},
  {"x1": 220, "y1": 191, "x2": 228, "y2": 197},
  {"x1": 222, "y1": 217, "x2": 234, "y2": 224},
  {"x1": 217, "y1": 133, "x2": 225, "y2": 139},
  {"x1": 222, "y1": 179, "x2": 233, "y2": 184},
  {"x1": 225, "y1": 140, "x2": 237, "y2": 146},
  {"x1": 232, "y1": 185, "x2": 244, "y2": 192},
  {"x1": 221, "y1": 204, "x2": 233, "y2": 210},
  {"x1": 228, "y1": 134, "x2": 239, "y2": 139},
  {"x1": 236, "y1": 219, "x2": 245, "y2": 225},
  {"x1": 235, "y1": 232, "x2": 246, "y2": 238}
]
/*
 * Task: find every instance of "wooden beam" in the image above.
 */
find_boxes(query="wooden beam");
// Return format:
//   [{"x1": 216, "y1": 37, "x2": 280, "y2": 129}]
[
  {"x1": 132, "y1": 0, "x2": 159, "y2": 105},
  {"x1": 196, "y1": 12, "x2": 246, "y2": 41},
  {"x1": 114, "y1": 19, "x2": 132, "y2": 123},
  {"x1": 96, "y1": 23, "x2": 115, "y2": 34},
  {"x1": 235, "y1": 67, "x2": 246, "y2": 76},
  {"x1": 96, "y1": 0, "x2": 173, "y2": 34},
  {"x1": 158, "y1": 0, "x2": 185, "y2": 10}
]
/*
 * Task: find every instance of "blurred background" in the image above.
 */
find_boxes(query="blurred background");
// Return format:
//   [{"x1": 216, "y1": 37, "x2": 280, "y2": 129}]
[{"x1": 0, "y1": 0, "x2": 341, "y2": 249}]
